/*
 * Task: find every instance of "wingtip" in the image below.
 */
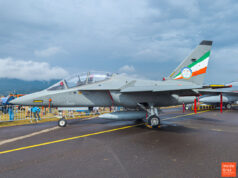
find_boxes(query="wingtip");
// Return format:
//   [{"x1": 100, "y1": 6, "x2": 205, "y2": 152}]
[{"x1": 200, "y1": 40, "x2": 213, "y2": 46}]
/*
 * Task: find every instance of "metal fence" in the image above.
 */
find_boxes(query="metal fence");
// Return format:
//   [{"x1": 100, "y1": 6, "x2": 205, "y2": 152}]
[
  {"x1": 0, "y1": 105, "x2": 121, "y2": 123},
  {"x1": 0, "y1": 105, "x2": 54, "y2": 122}
]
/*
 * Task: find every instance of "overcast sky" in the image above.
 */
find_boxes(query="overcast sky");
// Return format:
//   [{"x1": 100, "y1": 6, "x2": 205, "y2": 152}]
[{"x1": 0, "y1": 0, "x2": 238, "y2": 83}]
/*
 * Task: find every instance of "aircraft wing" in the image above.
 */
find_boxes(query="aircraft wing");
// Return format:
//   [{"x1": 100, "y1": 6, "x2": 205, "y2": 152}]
[
  {"x1": 120, "y1": 85, "x2": 202, "y2": 92},
  {"x1": 120, "y1": 83, "x2": 233, "y2": 96},
  {"x1": 120, "y1": 84, "x2": 203, "y2": 96}
]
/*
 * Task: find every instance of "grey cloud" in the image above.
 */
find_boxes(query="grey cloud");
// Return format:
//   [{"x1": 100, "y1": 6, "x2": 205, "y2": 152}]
[
  {"x1": 0, "y1": 0, "x2": 238, "y2": 82},
  {"x1": 0, "y1": 57, "x2": 69, "y2": 81}
]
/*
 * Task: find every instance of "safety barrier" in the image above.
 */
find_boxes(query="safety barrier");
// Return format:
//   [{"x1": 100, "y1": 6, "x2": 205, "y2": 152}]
[
  {"x1": 0, "y1": 106, "x2": 122, "y2": 123},
  {"x1": 191, "y1": 105, "x2": 215, "y2": 110},
  {"x1": 0, "y1": 105, "x2": 57, "y2": 122}
]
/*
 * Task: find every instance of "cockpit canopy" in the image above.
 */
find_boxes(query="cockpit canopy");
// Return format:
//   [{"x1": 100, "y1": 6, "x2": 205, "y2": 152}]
[{"x1": 47, "y1": 72, "x2": 113, "y2": 91}]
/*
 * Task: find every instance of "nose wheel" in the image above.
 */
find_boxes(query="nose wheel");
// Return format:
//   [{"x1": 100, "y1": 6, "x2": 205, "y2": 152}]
[{"x1": 58, "y1": 118, "x2": 67, "y2": 127}]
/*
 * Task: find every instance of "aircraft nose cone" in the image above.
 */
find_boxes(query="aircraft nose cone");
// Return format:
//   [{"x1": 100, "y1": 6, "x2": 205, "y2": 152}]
[
  {"x1": 9, "y1": 97, "x2": 20, "y2": 105},
  {"x1": 9, "y1": 92, "x2": 44, "y2": 106},
  {"x1": 9, "y1": 96, "x2": 31, "y2": 105}
]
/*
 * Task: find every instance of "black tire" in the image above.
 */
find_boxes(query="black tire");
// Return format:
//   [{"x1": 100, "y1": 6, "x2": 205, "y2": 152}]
[
  {"x1": 147, "y1": 115, "x2": 160, "y2": 128},
  {"x1": 58, "y1": 119, "x2": 67, "y2": 127},
  {"x1": 225, "y1": 103, "x2": 232, "y2": 110},
  {"x1": 185, "y1": 104, "x2": 189, "y2": 110}
]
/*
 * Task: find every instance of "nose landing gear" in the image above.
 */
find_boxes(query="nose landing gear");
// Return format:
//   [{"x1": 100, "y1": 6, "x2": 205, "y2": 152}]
[{"x1": 58, "y1": 118, "x2": 67, "y2": 127}]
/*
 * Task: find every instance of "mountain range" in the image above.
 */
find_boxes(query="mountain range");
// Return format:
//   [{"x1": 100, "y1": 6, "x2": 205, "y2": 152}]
[{"x1": 0, "y1": 78, "x2": 59, "y2": 96}]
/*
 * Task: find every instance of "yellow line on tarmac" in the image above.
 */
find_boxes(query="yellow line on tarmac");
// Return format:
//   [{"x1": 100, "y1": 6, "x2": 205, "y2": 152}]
[
  {"x1": 162, "y1": 110, "x2": 210, "y2": 121},
  {"x1": 0, "y1": 123, "x2": 143, "y2": 155}
]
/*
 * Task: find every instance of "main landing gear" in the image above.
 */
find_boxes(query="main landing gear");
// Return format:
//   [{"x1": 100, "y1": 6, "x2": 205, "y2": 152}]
[
  {"x1": 147, "y1": 115, "x2": 160, "y2": 128},
  {"x1": 138, "y1": 104, "x2": 161, "y2": 128}
]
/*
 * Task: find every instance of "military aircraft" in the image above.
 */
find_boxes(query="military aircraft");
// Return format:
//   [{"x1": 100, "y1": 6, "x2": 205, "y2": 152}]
[
  {"x1": 10, "y1": 40, "x2": 215, "y2": 127},
  {"x1": 199, "y1": 81, "x2": 238, "y2": 109}
]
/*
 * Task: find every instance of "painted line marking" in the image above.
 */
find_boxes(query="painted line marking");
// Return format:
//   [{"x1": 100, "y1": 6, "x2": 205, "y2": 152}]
[
  {"x1": 0, "y1": 117, "x2": 96, "y2": 147},
  {"x1": 0, "y1": 124, "x2": 143, "y2": 155},
  {"x1": 0, "y1": 126, "x2": 59, "y2": 146},
  {"x1": 162, "y1": 110, "x2": 210, "y2": 121},
  {"x1": 0, "y1": 117, "x2": 97, "y2": 146}
]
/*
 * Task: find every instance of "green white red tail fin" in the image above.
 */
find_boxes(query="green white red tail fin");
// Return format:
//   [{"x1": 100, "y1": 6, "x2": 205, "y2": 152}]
[{"x1": 168, "y1": 40, "x2": 212, "y2": 85}]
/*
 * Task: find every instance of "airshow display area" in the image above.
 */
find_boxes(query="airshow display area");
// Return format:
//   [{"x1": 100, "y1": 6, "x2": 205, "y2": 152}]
[{"x1": 1, "y1": 1, "x2": 238, "y2": 177}]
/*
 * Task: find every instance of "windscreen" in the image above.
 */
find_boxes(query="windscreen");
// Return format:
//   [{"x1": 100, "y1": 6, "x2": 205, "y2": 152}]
[{"x1": 47, "y1": 81, "x2": 65, "y2": 91}]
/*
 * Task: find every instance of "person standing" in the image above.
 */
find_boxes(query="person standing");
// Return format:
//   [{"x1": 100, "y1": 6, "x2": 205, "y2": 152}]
[
  {"x1": 32, "y1": 107, "x2": 41, "y2": 122},
  {"x1": 8, "y1": 106, "x2": 14, "y2": 121},
  {"x1": 37, "y1": 107, "x2": 41, "y2": 120}
]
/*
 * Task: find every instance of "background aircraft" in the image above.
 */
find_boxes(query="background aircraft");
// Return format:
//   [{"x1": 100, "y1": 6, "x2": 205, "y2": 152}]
[
  {"x1": 199, "y1": 81, "x2": 238, "y2": 109},
  {"x1": 10, "y1": 40, "x2": 215, "y2": 127}
]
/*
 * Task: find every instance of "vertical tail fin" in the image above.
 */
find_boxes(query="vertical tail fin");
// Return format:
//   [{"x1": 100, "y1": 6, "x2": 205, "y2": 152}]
[{"x1": 168, "y1": 40, "x2": 213, "y2": 85}]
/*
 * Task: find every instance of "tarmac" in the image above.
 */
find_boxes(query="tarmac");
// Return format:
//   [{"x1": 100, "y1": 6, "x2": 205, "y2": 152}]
[{"x1": 0, "y1": 108, "x2": 238, "y2": 178}]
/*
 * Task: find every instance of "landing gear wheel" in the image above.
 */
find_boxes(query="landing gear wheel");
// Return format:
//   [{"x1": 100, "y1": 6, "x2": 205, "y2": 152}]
[
  {"x1": 185, "y1": 104, "x2": 189, "y2": 110},
  {"x1": 225, "y1": 103, "x2": 232, "y2": 110},
  {"x1": 148, "y1": 115, "x2": 160, "y2": 128},
  {"x1": 58, "y1": 118, "x2": 67, "y2": 127}
]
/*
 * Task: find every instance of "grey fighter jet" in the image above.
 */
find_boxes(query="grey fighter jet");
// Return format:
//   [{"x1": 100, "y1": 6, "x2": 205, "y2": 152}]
[
  {"x1": 11, "y1": 40, "x2": 214, "y2": 127},
  {"x1": 199, "y1": 81, "x2": 238, "y2": 109}
]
